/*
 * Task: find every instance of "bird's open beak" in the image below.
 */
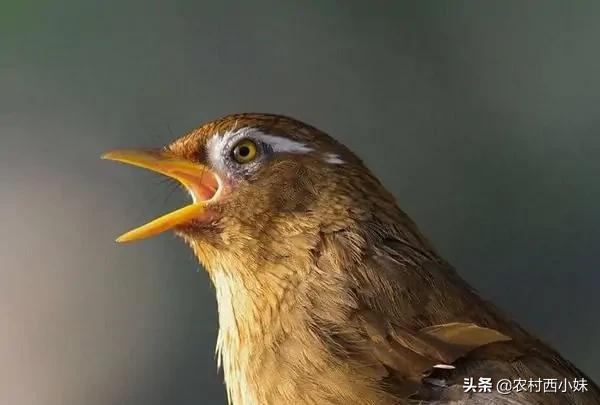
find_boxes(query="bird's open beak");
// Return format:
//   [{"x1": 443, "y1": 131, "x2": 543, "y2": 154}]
[{"x1": 102, "y1": 149, "x2": 220, "y2": 243}]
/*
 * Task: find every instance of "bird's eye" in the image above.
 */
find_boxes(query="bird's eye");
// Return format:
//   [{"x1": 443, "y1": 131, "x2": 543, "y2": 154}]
[{"x1": 231, "y1": 139, "x2": 258, "y2": 164}]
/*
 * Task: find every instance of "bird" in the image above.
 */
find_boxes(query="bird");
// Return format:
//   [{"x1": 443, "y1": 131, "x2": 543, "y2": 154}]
[{"x1": 103, "y1": 113, "x2": 600, "y2": 405}]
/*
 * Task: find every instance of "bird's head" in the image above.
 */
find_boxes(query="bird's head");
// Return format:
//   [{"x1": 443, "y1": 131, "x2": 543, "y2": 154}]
[{"x1": 103, "y1": 113, "x2": 403, "y2": 277}]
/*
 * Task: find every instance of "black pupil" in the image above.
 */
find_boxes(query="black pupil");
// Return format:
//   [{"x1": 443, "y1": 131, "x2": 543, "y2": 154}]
[{"x1": 238, "y1": 145, "x2": 250, "y2": 157}]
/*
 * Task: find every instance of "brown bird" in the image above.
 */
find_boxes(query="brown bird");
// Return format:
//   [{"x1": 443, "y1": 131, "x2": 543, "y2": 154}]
[{"x1": 103, "y1": 113, "x2": 599, "y2": 405}]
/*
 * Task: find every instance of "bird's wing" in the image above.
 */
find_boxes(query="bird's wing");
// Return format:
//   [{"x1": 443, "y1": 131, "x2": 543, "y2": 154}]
[
  {"x1": 331, "y1": 234, "x2": 600, "y2": 403},
  {"x1": 354, "y1": 308, "x2": 513, "y2": 398}
]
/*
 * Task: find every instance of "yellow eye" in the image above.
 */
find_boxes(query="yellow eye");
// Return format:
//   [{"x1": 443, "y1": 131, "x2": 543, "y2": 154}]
[{"x1": 231, "y1": 139, "x2": 258, "y2": 163}]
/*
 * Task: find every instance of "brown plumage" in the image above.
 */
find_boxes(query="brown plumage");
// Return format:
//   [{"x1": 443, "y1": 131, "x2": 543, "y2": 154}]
[{"x1": 104, "y1": 113, "x2": 600, "y2": 404}]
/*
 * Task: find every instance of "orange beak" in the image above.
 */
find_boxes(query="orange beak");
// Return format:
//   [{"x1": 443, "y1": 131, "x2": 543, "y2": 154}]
[{"x1": 102, "y1": 149, "x2": 220, "y2": 243}]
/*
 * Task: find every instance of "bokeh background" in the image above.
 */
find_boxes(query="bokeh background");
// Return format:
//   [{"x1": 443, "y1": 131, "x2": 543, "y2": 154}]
[{"x1": 2, "y1": 1, "x2": 599, "y2": 404}]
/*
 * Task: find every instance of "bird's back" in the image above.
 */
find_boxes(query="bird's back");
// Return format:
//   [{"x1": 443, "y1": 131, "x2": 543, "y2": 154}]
[{"x1": 294, "y1": 228, "x2": 600, "y2": 404}]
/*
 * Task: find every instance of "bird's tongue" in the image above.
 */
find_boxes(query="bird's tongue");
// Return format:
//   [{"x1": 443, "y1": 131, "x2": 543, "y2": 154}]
[{"x1": 102, "y1": 148, "x2": 220, "y2": 243}]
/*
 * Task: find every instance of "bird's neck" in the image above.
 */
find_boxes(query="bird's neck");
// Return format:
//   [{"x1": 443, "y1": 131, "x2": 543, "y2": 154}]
[
  {"x1": 191, "y1": 237, "x2": 318, "y2": 405},
  {"x1": 189, "y1": 211, "x2": 436, "y2": 404}
]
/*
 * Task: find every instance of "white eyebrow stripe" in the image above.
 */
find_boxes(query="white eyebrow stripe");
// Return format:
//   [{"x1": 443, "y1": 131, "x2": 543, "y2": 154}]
[
  {"x1": 205, "y1": 127, "x2": 315, "y2": 173},
  {"x1": 323, "y1": 152, "x2": 345, "y2": 164},
  {"x1": 252, "y1": 133, "x2": 314, "y2": 154}
]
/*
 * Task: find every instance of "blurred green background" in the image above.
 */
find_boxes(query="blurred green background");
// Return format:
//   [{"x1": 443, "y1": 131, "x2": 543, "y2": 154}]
[{"x1": 1, "y1": 1, "x2": 599, "y2": 404}]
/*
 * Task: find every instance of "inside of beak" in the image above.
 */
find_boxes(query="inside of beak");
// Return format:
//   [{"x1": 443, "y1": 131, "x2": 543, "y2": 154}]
[{"x1": 102, "y1": 149, "x2": 220, "y2": 243}]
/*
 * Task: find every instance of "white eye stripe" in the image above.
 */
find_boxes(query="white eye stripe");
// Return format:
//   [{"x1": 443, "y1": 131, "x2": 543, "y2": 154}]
[
  {"x1": 323, "y1": 152, "x2": 345, "y2": 164},
  {"x1": 206, "y1": 127, "x2": 314, "y2": 171},
  {"x1": 251, "y1": 133, "x2": 313, "y2": 154}
]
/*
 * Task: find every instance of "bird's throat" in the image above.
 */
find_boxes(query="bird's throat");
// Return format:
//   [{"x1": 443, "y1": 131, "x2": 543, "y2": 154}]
[{"x1": 210, "y1": 261, "x2": 302, "y2": 405}]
